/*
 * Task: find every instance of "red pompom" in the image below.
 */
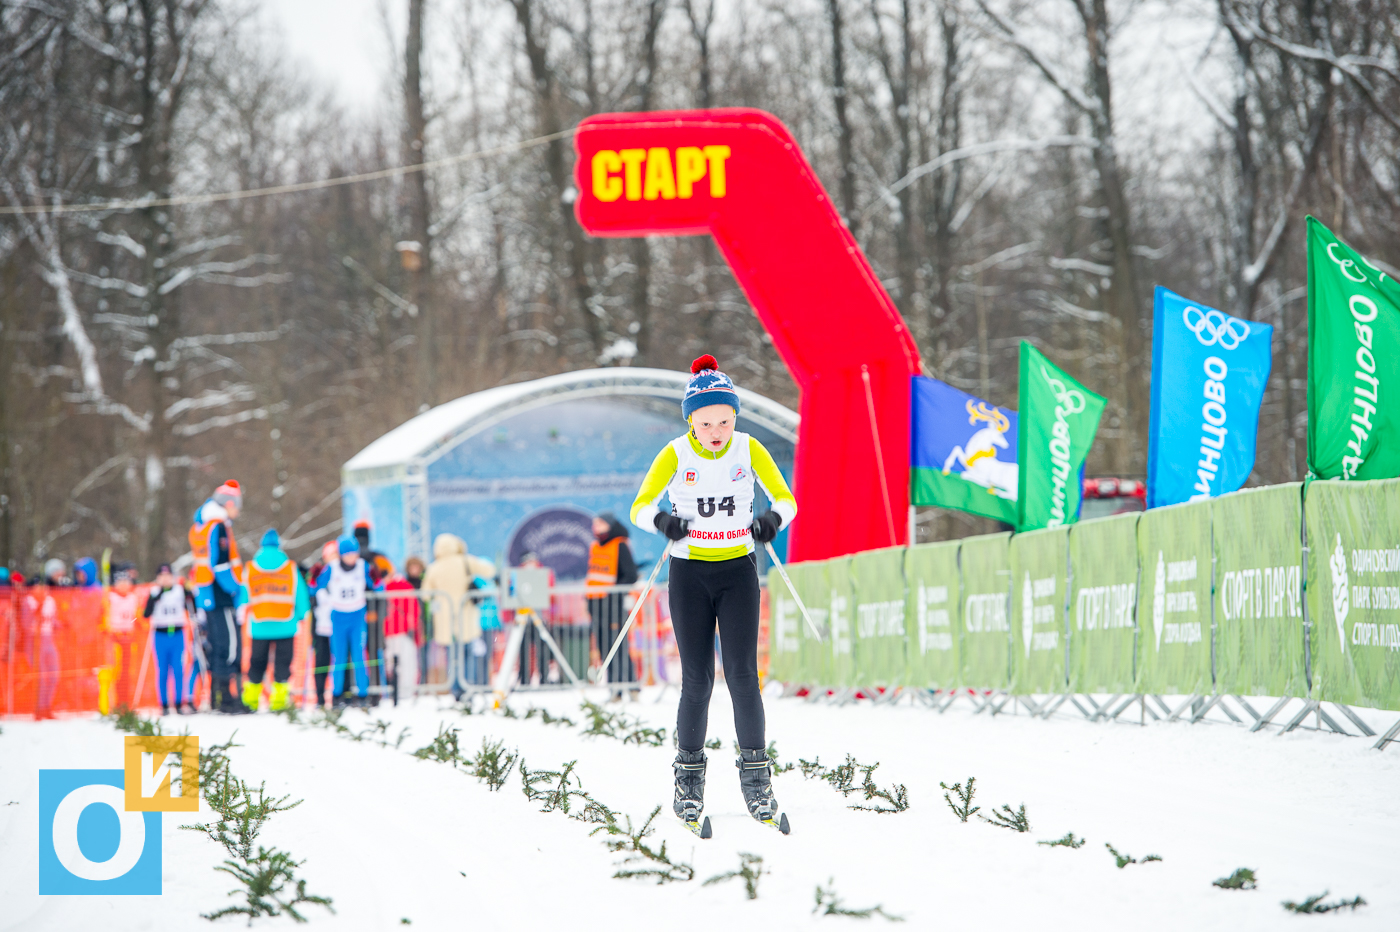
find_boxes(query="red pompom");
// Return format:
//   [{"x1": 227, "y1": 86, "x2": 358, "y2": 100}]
[{"x1": 691, "y1": 354, "x2": 718, "y2": 374}]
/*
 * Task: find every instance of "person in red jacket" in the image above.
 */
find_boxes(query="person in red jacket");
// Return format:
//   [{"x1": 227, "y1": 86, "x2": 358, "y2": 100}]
[{"x1": 382, "y1": 558, "x2": 423, "y2": 705}]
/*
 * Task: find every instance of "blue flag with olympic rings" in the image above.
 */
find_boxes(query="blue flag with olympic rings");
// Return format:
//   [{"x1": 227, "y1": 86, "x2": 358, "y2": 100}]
[{"x1": 1148, "y1": 286, "x2": 1274, "y2": 508}]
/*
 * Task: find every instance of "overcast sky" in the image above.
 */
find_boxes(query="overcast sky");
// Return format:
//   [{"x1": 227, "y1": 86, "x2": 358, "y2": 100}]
[
  {"x1": 247, "y1": 0, "x2": 1220, "y2": 164},
  {"x1": 253, "y1": 0, "x2": 402, "y2": 114}
]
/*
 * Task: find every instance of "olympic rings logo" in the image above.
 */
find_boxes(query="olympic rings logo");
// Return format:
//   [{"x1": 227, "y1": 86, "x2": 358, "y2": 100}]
[
  {"x1": 1182, "y1": 305, "x2": 1249, "y2": 350},
  {"x1": 1039, "y1": 366, "x2": 1085, "y2": 414}
]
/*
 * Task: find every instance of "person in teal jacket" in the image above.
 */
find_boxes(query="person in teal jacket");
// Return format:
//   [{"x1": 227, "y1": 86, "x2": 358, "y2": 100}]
[{"x1": 238, "y1": 529, "x2": 311, "y2": 711}]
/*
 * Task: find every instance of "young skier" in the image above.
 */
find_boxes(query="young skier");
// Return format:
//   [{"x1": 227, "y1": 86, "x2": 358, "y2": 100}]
[
  {"x1": 239, "y1": 529, "x2": 312, "y2": 712},
  {"x1": 102, "y1": 565, "x2": 143, "y2": 711},
  {"x1": 143, "y1": 563, "x2": 197, "y2": 714},
  {"x1": 315, "y1": 536, "x2": 379, "y2": 707},
  {"x1": 631, "y1": 355, "x2": 797, "y2": 834}
]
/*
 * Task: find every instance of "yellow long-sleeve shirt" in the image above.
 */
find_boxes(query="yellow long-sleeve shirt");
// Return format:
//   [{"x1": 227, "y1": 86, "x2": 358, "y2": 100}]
[{"x1": 631, "y1": 433, "x2": 797, "y2": 561}]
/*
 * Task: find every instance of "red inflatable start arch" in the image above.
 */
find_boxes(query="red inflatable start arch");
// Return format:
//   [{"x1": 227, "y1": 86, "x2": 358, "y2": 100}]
[{"x1": 574, "y1": 109, "x2": 921, "y2": 561}]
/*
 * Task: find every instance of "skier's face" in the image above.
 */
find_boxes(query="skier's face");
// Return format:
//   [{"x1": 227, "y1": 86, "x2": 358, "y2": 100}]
[{"x1": 690, "y1": 405, "x2": 736, "y2": 451}]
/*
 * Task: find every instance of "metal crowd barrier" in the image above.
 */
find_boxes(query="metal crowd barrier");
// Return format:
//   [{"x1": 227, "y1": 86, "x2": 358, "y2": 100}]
[
  {"x1": 317, "y1": 582, "x2": 682, "y2": 705},
  {"x1": 453, "y1": 582, "x2": 678, "y2": 698}
]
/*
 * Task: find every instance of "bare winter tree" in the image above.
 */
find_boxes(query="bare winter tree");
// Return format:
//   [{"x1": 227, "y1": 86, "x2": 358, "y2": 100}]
[
  {"x1": 975, "y1": 0, "x2": 1146, "y2": 472},
  {"x1": 4, "y1": 0, "x2": 1399, "y2": 564}
]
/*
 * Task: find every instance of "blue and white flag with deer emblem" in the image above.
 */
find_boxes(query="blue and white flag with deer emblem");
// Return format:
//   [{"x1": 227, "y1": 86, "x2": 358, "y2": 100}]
[{"x1": 911, "y1": 375, "x2": 1019, "y2": 524}]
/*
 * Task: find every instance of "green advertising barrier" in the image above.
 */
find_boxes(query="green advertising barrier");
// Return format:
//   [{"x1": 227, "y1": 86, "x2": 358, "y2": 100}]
[
  {"x1": 960, "y1": 532, "x2": 1011, "y2": 689},
  {"x1": 1068, "y1": 513, "x2": 1139, "y2": 693},
  {"x1": 850, "y1": 547, "x2": 908, "y2": 686},
  {"x1": 767, "y1": 560, "x2": 830, "y2": 685},
  {"x1": 1212, "y1": 483, "x2": 1306, "y2": 697},
  {"x1": 1135, "y1": 500, "x2": 1213, "y2": 695},
  {"x1": 827, "y1": 556, "x2": 856, "y2": 687},
  {"x1": 1009, "y1": 526, "x2": 1069, "y2": 694},
  {"x1": 1304, "y1": 479, "x2": 1400, "y2": 711},
  {"x1": 766, "y1": 565, "x2": 799, "y2": 683},
  {"x1": 904, "y1": 540, "x2": 962, "y2": 688}
]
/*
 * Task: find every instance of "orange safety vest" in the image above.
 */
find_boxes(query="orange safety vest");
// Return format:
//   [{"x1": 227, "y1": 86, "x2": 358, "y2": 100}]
[
  {"x1": 245, "y1": 559, "x2": 298, "y2": 622},
  {"x1": 189, "y1": 517, "x2": 243, "y2": 587},
  {"x1": 586, "y1": 538, "x2": 622, "y2": 599}
]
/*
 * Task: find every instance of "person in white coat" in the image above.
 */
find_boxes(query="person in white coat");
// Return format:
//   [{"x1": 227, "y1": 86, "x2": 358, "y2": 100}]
[{"x1": 422, "y1": 533, "x2": 494, "y2": 695}]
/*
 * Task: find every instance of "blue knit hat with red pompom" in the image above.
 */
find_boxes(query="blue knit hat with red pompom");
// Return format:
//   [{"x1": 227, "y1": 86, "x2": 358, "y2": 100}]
[{"x1": 682, "y1": 355, "x2": 740, "y2": 420}]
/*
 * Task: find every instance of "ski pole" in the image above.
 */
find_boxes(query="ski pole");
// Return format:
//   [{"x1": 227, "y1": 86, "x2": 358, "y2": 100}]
[
  {"x1": 764, "y1": 541, "x2": 824, "y2": 642},
  {"x1": 595, "y1": 541, "x2": 672, "y2": 684}
]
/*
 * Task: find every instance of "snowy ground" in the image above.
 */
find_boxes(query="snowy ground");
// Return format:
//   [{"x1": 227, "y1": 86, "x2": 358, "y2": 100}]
[{"x1": 2, "y1": 686, "x2": 1397, "y2": 931}]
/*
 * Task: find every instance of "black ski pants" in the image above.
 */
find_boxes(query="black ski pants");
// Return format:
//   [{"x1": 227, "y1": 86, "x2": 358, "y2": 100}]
[
  {"x1": 668, "y1": 554, "x2": 764, "y2": 752},
  {"x1": 313, "y1": 633, "x2": 331, "y2": 704},
  {"x1": 207, "y1": 605, "x2": 242, "y2": 707},
  {"x1": 247, "y1": 636, "x2": 294, "y2": 685}
]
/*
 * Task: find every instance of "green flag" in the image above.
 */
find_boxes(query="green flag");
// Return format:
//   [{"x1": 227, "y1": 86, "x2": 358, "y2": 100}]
[
  {"x1": 1307, "y1": 216, "x2": 1400, "y2": 480},
  {"x1": 1016, "y1": 342, "x2": 1107, "y2": 530}
]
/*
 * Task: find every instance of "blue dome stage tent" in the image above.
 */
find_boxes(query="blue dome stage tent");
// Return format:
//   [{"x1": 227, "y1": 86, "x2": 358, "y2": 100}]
[{"x1": 341, "y1": 368, "x2": 799, "y2": 580}]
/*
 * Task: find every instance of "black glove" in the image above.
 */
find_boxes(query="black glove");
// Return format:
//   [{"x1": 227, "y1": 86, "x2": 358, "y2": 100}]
[
  {"x1": 750, "y1": 511, "x2": 782, "y2": 544},
  {"x1": 654, "y1": 512, "x2": 690, "y2": 541}
]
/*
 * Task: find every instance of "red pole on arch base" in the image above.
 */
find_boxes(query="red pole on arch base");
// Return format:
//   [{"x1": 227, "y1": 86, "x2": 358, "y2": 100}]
[{"x1": 574, "y1": 109, "x2": 921, "y2": 562}]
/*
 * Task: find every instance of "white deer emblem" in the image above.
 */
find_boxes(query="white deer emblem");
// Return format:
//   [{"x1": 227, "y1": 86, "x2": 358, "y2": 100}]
[{"x1": 942, "y1": 401, "x2": 1018, "y2": 500}]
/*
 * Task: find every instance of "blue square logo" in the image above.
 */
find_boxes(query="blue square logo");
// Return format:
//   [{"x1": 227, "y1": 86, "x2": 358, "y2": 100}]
[{"x1": 39, "y1": 769, "x2": 162, "y2": 895}]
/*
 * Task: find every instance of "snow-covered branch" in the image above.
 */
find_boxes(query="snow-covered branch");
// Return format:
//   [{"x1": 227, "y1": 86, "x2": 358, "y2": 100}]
[
  {"x1": 163, "y1": 383, "x2": 257, "y2": 420},
  {"x1": 961, "y1": 242, "x2": 1040, "y2": 277},
  {"x1": 973, "y1": 0, "x2": 1099, "y2": 115},
  {"x1": 70, "y1": 453, "x2": 130, "y2": 498},
  {"x1": 158, "y1": 252, "x2": 280, "y2": 295},
  {"x1": 94, "y1": 229, "x2": 146, "y2": 259},
  {"x1": 66, "y1": 268, "x2": 149, "y2": 297},
  {"x1": 160, "y1": 234, "x2": 241, "y2": 266},
  {"x1": 341, "y1": 255, "x2": 418, "y2": 317},
  {"x1": 1233, "y1": 15, "x2": 1400, "y2": 135},
  {"x1": 284, "y1": 488, "x2": 344, "y2": 539},
  {"x1": 1170, "y1": 44, "x2": 1236, "y2": 131},
  {"x1": 1049, "y1": 256, "x2": 1113, "y2": 276},
  {"x1": 198, "y1": 270, "x2": 293, "y2": 288},
  {"x1": 886, "y1": 136, "x2": 1097, "y2": 197},
  {"x1": 173, "y1": 401, "x2": 287, "y2": 438},
  {"x1": 1040, "y1": 293, "x2": 1111, "y2": 323},
  {"x1": 63, "y1": 391, "x2": 153, "y2": 432},
  {"x1": 169, "y1": 327, "x2": 286, "y2": 350}
]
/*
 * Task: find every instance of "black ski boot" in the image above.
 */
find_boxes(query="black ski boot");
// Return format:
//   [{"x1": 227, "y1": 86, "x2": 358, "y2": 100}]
[
  {"x1": 673, "y1": 749, "x2": 710, "y2": 836},
  {"x1": 737, "y1": 747, "x2": 787, "y2": 831}
]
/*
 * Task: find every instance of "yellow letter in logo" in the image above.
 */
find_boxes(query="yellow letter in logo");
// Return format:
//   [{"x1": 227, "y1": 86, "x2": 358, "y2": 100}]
[
  {"x1": 591, "y1": 150, "x2": 622, "y2": 202},
  {"x1": 643, "y1": 147, "x2": 676, "y2": 200},
  {"x1": 675, "y1": 147, "x2": 707, "y2": 198},
  {"x1": 124, "y1": 735, "x2": 200, "y2": 812},
  {"x1": 619, "y1": 149, "x2": 647, "y2": 200},
  {"x1": 703, "y1": 145, "x2": 731, "y2": 197}
]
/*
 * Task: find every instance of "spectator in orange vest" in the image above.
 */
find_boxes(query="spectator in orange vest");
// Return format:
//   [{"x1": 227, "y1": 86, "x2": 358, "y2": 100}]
[
  {"x1": 586, "y1": 513, "x2": 640, "y2": 700},
  {"x1": 238, "y1": 529, "x2": 311, "y2": 712},
  {"x1": 190, "y1": 480, "x2": 246, "y2": 712}
]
